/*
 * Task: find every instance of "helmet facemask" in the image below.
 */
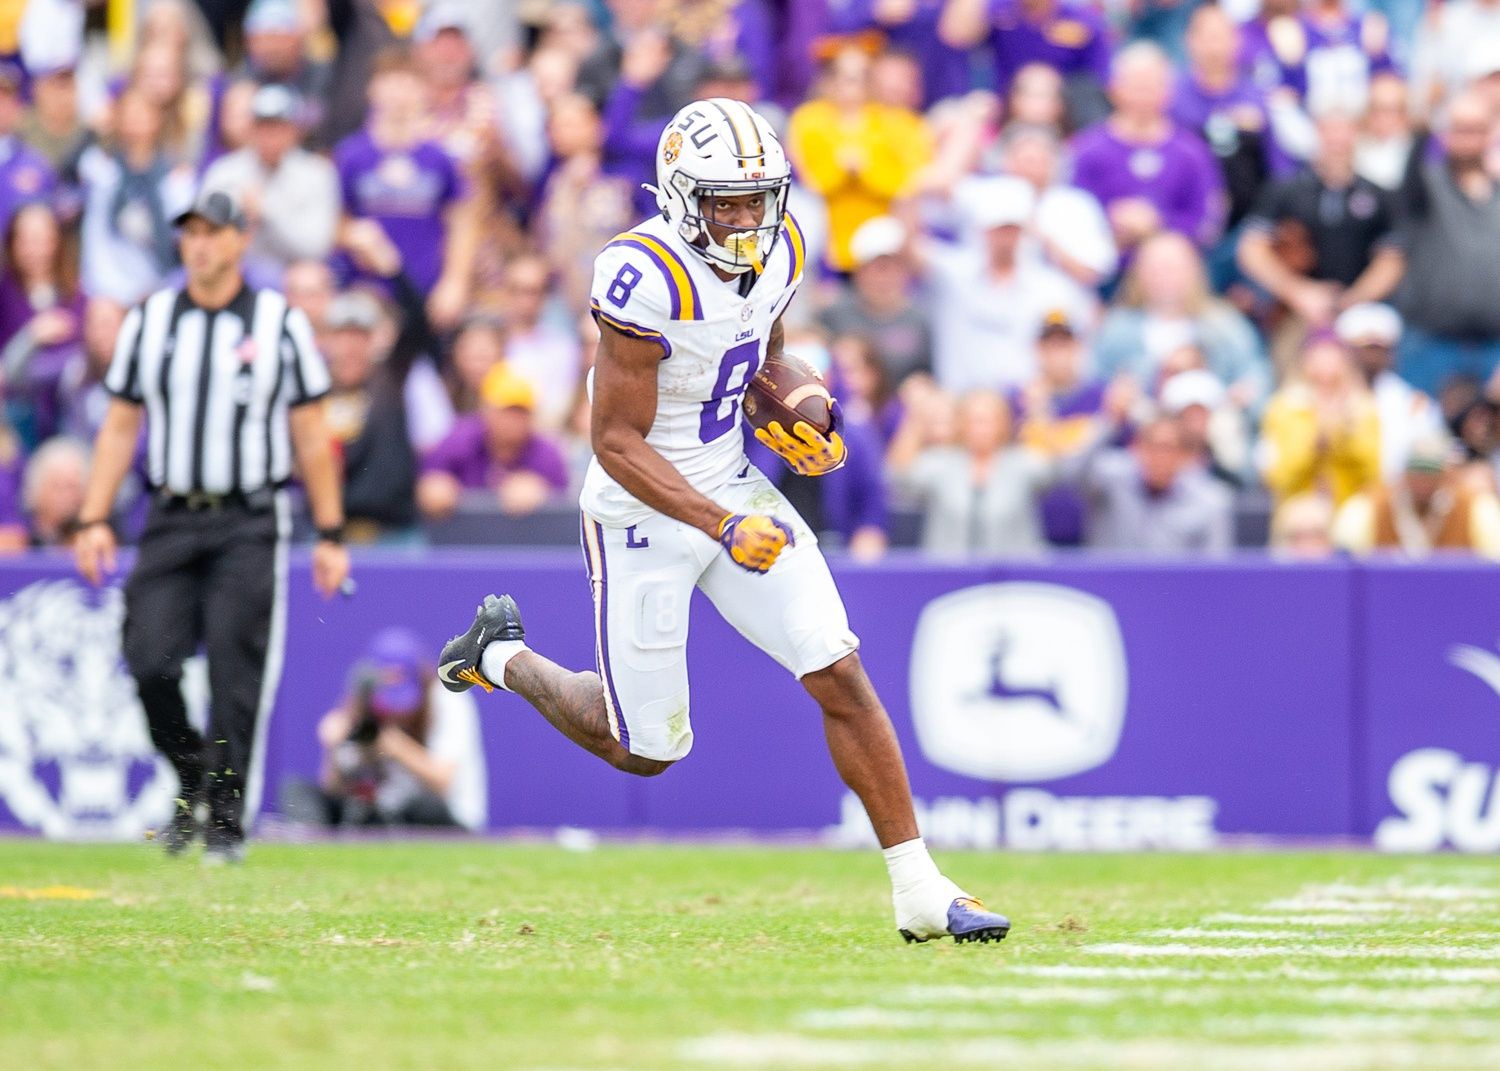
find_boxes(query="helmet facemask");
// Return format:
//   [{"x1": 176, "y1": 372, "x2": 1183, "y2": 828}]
[{"x1": 669, "y1": 171, "x2": 789, "y2": 275}]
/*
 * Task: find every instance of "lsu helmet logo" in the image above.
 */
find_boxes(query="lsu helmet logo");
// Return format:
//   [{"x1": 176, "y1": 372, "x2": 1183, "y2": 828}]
[
  {"x1": 663, "y1": 130, "x2": 683, "y2": 165},
  {"x1": 909, "y1": 583, "x2": 1128, "y2": 781},
  {"x1": 0, "y1": 580, "x2": 178, "y2": 838}
]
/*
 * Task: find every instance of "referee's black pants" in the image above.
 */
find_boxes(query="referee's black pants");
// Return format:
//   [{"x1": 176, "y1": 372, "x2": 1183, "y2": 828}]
[{"x1": 123, "y1": 495, "x2": 286, "y2": 845}]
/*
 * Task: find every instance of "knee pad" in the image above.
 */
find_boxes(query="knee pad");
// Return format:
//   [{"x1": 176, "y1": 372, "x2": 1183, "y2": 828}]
[{"x1": 618, "y1": 691, "x2": 694, "y2": 763}]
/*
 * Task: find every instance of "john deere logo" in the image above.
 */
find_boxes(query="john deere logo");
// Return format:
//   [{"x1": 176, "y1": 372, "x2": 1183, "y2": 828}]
[
  {"x1": 663, "y1": 131, "x2": 683, "y2": 164},
  {"x1": 910, "y1": 583, "x2": 1128, "y2": 781}
]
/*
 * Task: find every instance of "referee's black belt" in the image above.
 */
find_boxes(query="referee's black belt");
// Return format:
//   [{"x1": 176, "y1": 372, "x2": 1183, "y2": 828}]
[{"x1": 156, "y1": 487, "x2": 279, "y2": 513}]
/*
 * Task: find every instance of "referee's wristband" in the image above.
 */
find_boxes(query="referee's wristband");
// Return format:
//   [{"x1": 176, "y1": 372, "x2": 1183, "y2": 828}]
[{"x1": 316, "y1": 524, "x2": 345, "y2": 545}]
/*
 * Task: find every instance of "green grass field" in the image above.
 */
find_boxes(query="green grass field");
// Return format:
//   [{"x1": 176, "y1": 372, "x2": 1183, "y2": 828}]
[{"x1": 3, "y1": 841, "x2": 1500, "y2": 1071}]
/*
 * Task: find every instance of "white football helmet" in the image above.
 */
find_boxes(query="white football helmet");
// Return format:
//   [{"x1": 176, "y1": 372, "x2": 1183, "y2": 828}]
[{"x1": 649, "y1": 98, "x2": 790, "y2": 275}]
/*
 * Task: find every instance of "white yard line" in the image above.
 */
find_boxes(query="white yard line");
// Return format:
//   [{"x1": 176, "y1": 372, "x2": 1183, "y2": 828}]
[
  {"x1": 892, "y1": 986, "x2": 1125, "y2": 1006},
  {"x1": 1370, "y1": 966, "x2": 1500, "y2": 982},
  {"x1": 1204, "y1": 913, "x2": 1392, "y2": 926},
  {"x1": 1315, "y1": 884, "x2": 1500, "y2": 902},
  {"x1": 796, "y1": 989, "x2": 1127, "y2": 1029},
  {"x1": 682, "y1": 1034, "x2": 1500, "y2": 1070},
  {"x1": 1147, "y1": 927, "x2": 1329, "y2": 940},
  {"x1": 1086, "y1": 942, "x2": 1500, "y2": 960},
  {"x1": 1001, "y1": 964, "x2": 1218, "y2": 981},
  {"x1": 1209, "y1": 1013, "x2": 1442, "y2": 1040},
  {"x1": 1263, "y1": 899, "x2": 1413, "y2": 912},
  {"x1": 794, "y1": 1008, "x2": 1031, "y2": 1031},
  {"x1": 896, "y1": 983, "x2": 1223, "y2": 1009},
  {"x1": 1005, "y1": 964, "x2": 1334, "y2": 982},
  {"x1": 1298, "y1": 985, "x2": 1500, "y2": 1010},
  {"x1": 1264, "y1": 884, "x2": 1500, "y2": 915},
  {"x1": 1006, "y1": 963, "x2": 1500, "y2": 984}
]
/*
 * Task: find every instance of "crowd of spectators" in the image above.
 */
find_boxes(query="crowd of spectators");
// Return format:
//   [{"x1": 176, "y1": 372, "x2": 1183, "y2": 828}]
[{"x1": 3, "y1": 0, "x2": 1500, "y2": 562}]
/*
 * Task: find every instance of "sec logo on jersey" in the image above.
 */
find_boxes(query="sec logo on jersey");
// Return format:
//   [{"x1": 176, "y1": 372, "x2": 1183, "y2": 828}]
[{"x1": 908, "y1": 582, "x2": 1128, "y2": 782}]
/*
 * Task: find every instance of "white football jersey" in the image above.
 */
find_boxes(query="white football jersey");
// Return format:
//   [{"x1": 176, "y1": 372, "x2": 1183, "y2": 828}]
[{"x1": 582, "y1": 211, "x2": 808, "y2": 526}]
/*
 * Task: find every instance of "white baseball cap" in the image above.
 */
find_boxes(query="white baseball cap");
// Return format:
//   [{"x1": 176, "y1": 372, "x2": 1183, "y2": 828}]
[
  {"x1": 1334, "y1": 302, "x2": 1403, "y2": 346},
  {"x1": 251, "y1": 83, "x2": 300, "y2": 123},
  {"x1": 245, "y1": 0, "x2": 300, "y2": 34},
  {"x1": 1466, "y1": 39, "x2": 1500, "y2": 81},
  {"x1": 415, "y1": 1, "x2": 471, "y2": 43},
  {"x1": 1160, "y1": 369, "x2": 1226, "y2": 414},
  {"x1": 962, "y1": 175, "x2": 1036, "y2": 230},
  {"x1": 849, "y1": 216, "x2": 907, "y2": 267},
  {"x1": 326, "y1": 291, "x2": 382, "y2": 332}
]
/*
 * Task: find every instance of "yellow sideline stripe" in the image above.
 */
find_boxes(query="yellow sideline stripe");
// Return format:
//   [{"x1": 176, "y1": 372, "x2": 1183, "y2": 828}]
[{"x1": 0, "y1": 885, "x2": 101, "y2": 900}]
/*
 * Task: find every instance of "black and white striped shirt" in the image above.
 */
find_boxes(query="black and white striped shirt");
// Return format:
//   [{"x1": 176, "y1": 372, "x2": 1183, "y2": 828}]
[{"x1": 105, "y1": 285, "x2": 331, "y2": 495}]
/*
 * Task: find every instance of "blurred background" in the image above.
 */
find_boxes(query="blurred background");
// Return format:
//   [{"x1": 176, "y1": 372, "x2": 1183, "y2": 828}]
[{"x1": 0, "y1": 0, "x2": 1498, "y2": 853}]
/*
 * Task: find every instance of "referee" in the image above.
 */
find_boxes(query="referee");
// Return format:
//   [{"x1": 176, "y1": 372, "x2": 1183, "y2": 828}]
[{"x1": 74, "y1": 188, "x2": 351, "y2": 864}]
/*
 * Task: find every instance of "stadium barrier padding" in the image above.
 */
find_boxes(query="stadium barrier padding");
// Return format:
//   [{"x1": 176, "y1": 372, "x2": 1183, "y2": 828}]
[{"x1": 1, "y1": 552, "x2": 1497, "y2": 851}]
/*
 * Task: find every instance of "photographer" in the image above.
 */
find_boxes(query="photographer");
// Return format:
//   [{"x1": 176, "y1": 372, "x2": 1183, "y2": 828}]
[{"x1": 281, "y1": 628, "x2": 487, "y2": 830}]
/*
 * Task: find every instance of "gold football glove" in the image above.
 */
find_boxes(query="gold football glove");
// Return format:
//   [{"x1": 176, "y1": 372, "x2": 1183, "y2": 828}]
[
  {"x1": 754, "y1": 419, "x2": 847, "y2": 476},
  {"x1": 717, "y1": 513, "x2": 795, "y2": 574}
]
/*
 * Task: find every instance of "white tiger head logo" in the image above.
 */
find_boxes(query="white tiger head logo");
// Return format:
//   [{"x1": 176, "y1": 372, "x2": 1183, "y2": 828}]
[{"x1": 0, "y1": 580, "x2": 178, "y2": 838}]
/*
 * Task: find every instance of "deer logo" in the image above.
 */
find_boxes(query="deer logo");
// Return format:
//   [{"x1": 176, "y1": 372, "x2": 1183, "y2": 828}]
[{"x1": 910, "y1": 583, "x2": 1128, "y2": 781}]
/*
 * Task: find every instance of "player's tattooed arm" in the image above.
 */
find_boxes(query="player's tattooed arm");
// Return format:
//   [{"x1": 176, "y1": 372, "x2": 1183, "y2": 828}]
[{"x1": 591, "y1": 324, "x2": 730, "y2": 539}]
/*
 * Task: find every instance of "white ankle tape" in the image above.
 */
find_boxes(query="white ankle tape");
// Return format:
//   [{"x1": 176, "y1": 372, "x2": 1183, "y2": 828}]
[
  {"x1": 882, "y1": 837, "x2": 941, "y2": 890},
  {"x1": 480, "y1": 640, "x2": 529, "y2": 692}
]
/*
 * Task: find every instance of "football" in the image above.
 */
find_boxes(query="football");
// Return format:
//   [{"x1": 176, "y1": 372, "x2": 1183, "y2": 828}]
[{"x1": 744, "y1": 354, "x2": 835, "y2": 437}]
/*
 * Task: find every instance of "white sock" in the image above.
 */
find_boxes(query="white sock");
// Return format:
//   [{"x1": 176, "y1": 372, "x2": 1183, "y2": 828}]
[
  {"x1": 883, "y1": 837, "x2": 941, "y2": 892},
  {"x1": 480, "y1": 640, "x2": 529, "y2": 692}
]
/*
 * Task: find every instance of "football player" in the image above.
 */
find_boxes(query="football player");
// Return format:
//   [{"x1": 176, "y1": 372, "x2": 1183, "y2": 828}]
[{"x1": 437, "y1": 99, "x2": 1009, "y2": 944}]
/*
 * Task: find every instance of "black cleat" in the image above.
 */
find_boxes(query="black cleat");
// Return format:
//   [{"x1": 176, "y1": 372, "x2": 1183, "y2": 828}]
[
  {"x1": 156, "y1": 796, "x2": 200, "y2": 856},
  {"x1": 438, "y1": 594, "x2": 525, "y2": 694}
]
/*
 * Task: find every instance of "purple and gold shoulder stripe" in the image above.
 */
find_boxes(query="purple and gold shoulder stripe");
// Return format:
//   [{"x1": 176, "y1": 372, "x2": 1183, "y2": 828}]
[
  {"x1": 782, "y1": 213, "x2": 806, "y2": 288},
  {"x1": 604, "y1": 231, "x2": 704, "y2": 321},
  {"x1": 588, "y1": 299, "x2": 674, "y2": 359}
]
